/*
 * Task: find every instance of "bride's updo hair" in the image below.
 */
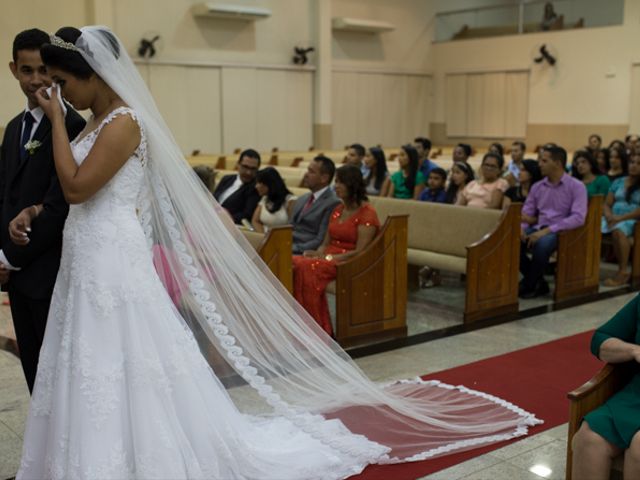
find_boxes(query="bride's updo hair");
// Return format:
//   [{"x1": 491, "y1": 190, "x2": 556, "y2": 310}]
[{"x1": 41, "y1": 26, "x2": 120, "y2": 79}]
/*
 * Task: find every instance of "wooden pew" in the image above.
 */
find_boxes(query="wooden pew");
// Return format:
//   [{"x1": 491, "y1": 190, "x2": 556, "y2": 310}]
[
  {"x1": 368, "y1": 197, "x2": 521, "y2": 323},
  {"x1": 327, "y1": 215, "x2": 408, "y2": 347},
  {"x1": 241, "y1": 226, "x2": 293, "y2": 293},
  {"x1": 566, "y1": 362, "x2": 635, "y2": 480},
  {"x1": 554, "y1": 195, "x2": 603, "y2": 302}
]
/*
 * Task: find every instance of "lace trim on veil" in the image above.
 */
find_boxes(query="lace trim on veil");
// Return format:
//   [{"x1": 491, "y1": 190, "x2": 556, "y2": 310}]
[{"x1": 138, "y1": 175, "x2": 391, "y2": 464}]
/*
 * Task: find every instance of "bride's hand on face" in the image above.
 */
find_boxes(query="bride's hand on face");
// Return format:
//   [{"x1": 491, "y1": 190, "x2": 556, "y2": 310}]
[{"x1": 35, "y1": 85, "x2": 64, "y2": 121}]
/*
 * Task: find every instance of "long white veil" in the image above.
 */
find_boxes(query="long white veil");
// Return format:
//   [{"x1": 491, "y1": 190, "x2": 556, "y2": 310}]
[{"x1": 74, "y1": 26, "x2": 541, "y2": 463}]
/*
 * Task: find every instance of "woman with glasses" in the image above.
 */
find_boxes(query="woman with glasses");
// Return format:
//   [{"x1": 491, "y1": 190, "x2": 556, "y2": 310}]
[{"x1": 457, "y1": 152, "x2": 509, "y2": 209}]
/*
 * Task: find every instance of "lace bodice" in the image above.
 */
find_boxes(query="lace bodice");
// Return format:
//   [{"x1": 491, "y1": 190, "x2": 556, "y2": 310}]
[
  {"x1": 59, "y1": 107, "x2": 154, "y2": 319},
  {"x1": 68, "y1": 106, "x2": 147, "y2": 222}
]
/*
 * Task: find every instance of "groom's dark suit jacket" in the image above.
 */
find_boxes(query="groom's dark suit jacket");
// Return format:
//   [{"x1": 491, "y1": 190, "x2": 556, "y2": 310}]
[
  {"x1": 213, "y1": 174, "x2": 260, "y2": 225},
  {"x1": 0, "y1": 109, "x2": 85, "y2": 299}
]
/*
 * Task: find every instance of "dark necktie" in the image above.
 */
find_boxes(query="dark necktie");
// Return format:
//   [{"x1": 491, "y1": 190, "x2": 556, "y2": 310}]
[
  {"x1": 20, "y1": 111, "x2": 35, "y2": 161},
  {"x1": 300, "y1": 194, "x2": 315, "y2": 217}
]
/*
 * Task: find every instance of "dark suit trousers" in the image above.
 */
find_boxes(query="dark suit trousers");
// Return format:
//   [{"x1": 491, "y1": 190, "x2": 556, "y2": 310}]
[{"x1": 9, "y1": 286, "x2": 51, "y2": 394}]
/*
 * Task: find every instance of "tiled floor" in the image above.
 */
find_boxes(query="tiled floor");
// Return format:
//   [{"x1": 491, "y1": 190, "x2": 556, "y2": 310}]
[{"x1": 0, "y1": 291, "x2": 635, "y2": 479}]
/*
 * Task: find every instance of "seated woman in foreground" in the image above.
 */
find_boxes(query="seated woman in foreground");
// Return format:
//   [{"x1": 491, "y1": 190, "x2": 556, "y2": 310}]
[
  {"x1": 571, "y1": 294, "x2": 640, "y2": 479},
  {"x1": 292, "y1": 165, "x2": 380, "y2": 335}
]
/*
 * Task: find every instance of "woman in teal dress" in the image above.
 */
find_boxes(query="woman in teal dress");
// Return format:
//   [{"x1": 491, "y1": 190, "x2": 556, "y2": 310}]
[
  {"x1": 601, "y1": 154, "x2": 640, "y2": 286},
  {"x1": 384, "y1": 144, "x2": 425, "y2": 199},
  {"x1": 572, "y1": 149, "x2": 610, "y2": 198},
  {"x1": 571, "y1": 294, "x2": 640, "y2": 479}
]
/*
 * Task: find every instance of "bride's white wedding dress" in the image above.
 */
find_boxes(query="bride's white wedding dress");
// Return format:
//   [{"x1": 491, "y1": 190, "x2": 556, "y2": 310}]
[
  {"x1": 16, "y1": 107, "x2": 390, "y2": 480},
  {"x1": 18, "y1": 26, "x2": 543, "y2": 480}
]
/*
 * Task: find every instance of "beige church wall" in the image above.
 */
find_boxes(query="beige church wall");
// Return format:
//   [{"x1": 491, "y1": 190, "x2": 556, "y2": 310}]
[
  {"x1": 331, "y1": 0, "x2": 435, "y2": 73},
  {"x1": 330, "y1": 0, "x2": 434, "y2": 148},
  {"x1": 431, "y1": 0, "x2": 640, "y2": 150},
  {"x1": 107, "y1": 0, "x2": 314, "y2": 66},
  {"x1": 332, "y1": 71, "x2": 431, "y2": 150},
  {"x1": 110, "y1": 0, "x2": 316, "y2": 154}
]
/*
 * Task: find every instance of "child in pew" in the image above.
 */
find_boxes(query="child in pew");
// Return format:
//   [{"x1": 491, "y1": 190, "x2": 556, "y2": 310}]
[{"x1": 418, "y1": 167, "x2": 448, "y2": 203}]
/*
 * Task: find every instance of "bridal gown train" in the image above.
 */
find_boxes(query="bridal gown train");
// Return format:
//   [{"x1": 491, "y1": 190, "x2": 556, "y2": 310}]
[{"x1": 16, "y1": 107, "x2": 390, "y2": 480}]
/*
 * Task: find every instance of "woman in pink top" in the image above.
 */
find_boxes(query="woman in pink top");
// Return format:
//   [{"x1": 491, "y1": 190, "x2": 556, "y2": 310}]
[{"x1": 457, "y1": 152, "x2": 509, "y2": 209}]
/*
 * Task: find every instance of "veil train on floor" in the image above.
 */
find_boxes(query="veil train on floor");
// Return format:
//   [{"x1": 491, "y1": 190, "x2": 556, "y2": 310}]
[{"x1": 77, "y1": 25, "x2": 542, "y2": 463}]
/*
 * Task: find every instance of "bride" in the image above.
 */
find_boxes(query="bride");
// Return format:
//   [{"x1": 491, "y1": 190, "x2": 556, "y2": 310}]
[{"x1": 17, "y1": 26, "x2": 541, "y2": 479}]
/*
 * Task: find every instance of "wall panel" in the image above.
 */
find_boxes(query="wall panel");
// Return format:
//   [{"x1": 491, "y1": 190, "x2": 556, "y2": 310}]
[
  {"x1": 445, "y1": 70, "x2": 528, "y2": 139},
  {"x1": 333, "y1": 71, "x2": 431, "y2": 149},
  {"x1": 148, "y1": 65, "x2": 222, "y2": 155}
]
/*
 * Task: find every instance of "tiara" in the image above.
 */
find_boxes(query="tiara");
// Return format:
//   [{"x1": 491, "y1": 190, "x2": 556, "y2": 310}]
[{"x1": 50, "y1": 35, "x2": 81, "y2": 53}]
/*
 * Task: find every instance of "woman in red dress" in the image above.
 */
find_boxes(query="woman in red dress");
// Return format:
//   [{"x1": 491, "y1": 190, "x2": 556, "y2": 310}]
[{"x1": 293, "y1": 165, "x2": 380, "y2": 335}]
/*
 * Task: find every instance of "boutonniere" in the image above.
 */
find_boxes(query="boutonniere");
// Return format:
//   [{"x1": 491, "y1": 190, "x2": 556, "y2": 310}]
[{"x1": 24, "y1": 140, "x2": 42, "y2": 156}]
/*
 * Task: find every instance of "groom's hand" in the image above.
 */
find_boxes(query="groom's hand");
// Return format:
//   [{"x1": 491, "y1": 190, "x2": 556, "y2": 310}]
[{"x1": 9, "y1": 207, "x2": 36, "y2": 246}]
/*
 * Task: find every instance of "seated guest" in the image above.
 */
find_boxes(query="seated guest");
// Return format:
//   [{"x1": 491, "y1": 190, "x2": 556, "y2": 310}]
[
  {"x1": 293, "y1": 165, "x2": 380, "y2": 335},
  {"x1": 251, "y1": 167, "x2": 296, "y2": 233},
  {"x1": 418, "y1": 167, "x2": 448, "y2": 203},
  {"x1": 503, "y1": 159, "x2": 542, "y2": 208},
  {"x1": 193, "y1": 164, "x2": 217, "y2": 194},
  {"x1": 601, "y1": 154, "x2": 640, "y2": 286},
  {"x1": 457, "y1": 152, "x2": 509, "y2": 209},
  {"x1": 519, "y1": 146, "x2": 588, "y2": 298},
  {"x1": 213, "y1": 149, "x2": 261, "y2": 224},
  {"x1": 540, "y1": 1, "x2": 559, "y2": 30},
  {"x1": 346, "y1": 143, "x2": 368, "y2": 176},
  {"x1": 608, "y1": 147, "x2": 628, "y2": 182},
  {"x1": 571, "y1": 294, "x2": 640, "y2": 479},
  {"x1": 384, "y1": 144, "x2": 426, "y2": 199},
  {"x1": 610, "y1": 139, "x2": 626, "y2": 152},
  {"x1": 505, "y1": 141, "x2": 526, "y2": 186},
  {"x1": 444, "y1": 161, "x2": 475, "y2": 204},
  {"x1": 363, "y1": 146, "x2": 389, "y2": 196},
  {"x1": 452, "y1": 143, "x2": 472, "y2": 165},
  {"x1": 414, "y1": 136, "x2": 439, "y2": 178},
  {"x1": 536, "y1": 142, "x2": 557, "y2": 161},
  {"x1": 596, "y1": 148, "x2": 610, "y2": 175},
  {"x1": 626, "y1": 134, "x2": 640, "y2": 156},
  {"x1": 488, "y1": 142, "x2": 504, "y2": 157},
  {"x1": 290, "y1": 155, "x2": 340, "y2": 255},
  {"x1": 587, "y1": 133, "x2": 602, "y2": 158},
  {"x1": 571, "y1": 150, "x2": 611, "y2": 197}
]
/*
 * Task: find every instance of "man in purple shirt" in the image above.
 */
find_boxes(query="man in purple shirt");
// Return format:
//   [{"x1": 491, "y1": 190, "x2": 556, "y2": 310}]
[{"x1": 519, "y1": 146, "x2": 588, "y2": 298}]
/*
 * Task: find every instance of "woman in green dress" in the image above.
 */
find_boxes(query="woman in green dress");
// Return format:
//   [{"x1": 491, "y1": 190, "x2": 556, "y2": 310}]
[
  {"x1": 572, "y1": 294, "x2": 640, "y2": 479},
  {"x1": 384, "y1": 144, "x2": 425, "y2": 199},
  {"x1": 571, "y1": 149, "x2": 611, "y2": 198}
]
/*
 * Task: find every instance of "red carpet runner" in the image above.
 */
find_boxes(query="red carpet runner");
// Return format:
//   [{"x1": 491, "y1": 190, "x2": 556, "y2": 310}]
[{"x1": 351, "y1": 330, "x2": 603, "y2": 480}]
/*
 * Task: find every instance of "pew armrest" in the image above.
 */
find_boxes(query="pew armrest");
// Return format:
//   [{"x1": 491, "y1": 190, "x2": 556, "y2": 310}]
[
  {"x1": 241, "y1": 226, "x2": 293, "y2": 293},
  {"x1": 257, "y1": 226, "x2": 293, "y2": 294},
  {"x1": 334, "y1": 215, "x2": 408, "y2": 346},
  {"x1": 464, "y1": 203, "x2": 521, "y2": 322},
  {"x1": 555, "y1": 195, "x2": 603, "y2": 302}
]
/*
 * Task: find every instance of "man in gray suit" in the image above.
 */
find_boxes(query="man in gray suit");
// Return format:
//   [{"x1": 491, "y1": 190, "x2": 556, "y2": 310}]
[{"x1": 290, "y1": 155, "x2": 340, "y2": 254}]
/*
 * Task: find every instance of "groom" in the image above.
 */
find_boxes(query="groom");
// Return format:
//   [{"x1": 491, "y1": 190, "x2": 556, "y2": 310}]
[{"x1": 0, "y1": 29, "x2": 85, "y2": 393}]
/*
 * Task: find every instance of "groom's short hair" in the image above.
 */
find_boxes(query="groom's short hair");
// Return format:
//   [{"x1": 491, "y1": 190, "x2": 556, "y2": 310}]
[{"x1": 12, "y1": 29, "x2": 50, "y2": 63}]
